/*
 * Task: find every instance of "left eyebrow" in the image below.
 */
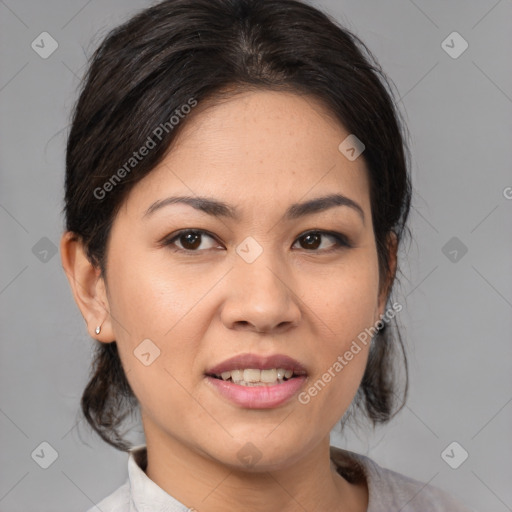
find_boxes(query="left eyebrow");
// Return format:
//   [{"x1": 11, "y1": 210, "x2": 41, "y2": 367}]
[{"x1": 143, "y1": 193, "x2": 365, "y2": 224}]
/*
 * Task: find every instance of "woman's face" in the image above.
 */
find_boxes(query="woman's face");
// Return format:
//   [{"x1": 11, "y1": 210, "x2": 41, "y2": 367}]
[{"x1": 102, "y1": 90, "x2": 389, "y2": 469}]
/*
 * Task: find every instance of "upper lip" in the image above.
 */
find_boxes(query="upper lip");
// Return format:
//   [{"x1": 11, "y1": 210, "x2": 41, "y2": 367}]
[{"x1": 205, "y1": 353, "x2": 308, "y2": 376}]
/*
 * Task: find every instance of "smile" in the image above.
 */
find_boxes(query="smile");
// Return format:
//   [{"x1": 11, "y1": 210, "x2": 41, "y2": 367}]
[{"x1": 209, "y1": 368, "x2": 305, "y2": 386}]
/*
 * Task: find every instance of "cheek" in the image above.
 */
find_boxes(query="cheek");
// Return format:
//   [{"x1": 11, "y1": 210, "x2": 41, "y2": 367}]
[
  {"x1": 297, "y1": 253, "x2": 379, "y2": 415},
  {"x1": 304, "y1": 250, "x2": 381, "y2": 342},
  {"x1": 104, "y1": 247, "x2": 203, "y2": 394},
  {"x1": 106, "y1": 245, "x2": 201, "y2": 341}
]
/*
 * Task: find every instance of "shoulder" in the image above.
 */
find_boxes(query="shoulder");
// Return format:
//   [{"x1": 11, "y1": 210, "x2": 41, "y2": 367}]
[
  {"x1": 85, "y1": 480, "x2": 131, "y2": 512},
  {"x1": 363, "y1": 457, "x2": 475, "y2": 512},
  {"x1": 330, "y1": 446, "x2": 476, "y2": 512}
]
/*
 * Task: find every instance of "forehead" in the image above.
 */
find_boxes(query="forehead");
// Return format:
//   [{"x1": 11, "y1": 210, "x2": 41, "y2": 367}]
[{"x1": 122, "y1": 90, "x2": 371, "y2": 218}]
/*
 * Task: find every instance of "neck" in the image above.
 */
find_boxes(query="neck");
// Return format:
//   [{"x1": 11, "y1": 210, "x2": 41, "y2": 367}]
[{"x1": 143, "y1": 431, "x2": 367, "y2": 512}]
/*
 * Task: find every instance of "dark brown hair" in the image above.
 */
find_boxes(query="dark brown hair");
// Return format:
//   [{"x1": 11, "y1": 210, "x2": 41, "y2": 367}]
[{"x1": 64, "y1": 0, "x2": 411, "y2": 451}]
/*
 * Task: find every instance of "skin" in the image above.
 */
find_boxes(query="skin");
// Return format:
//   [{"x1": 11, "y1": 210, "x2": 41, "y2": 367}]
[{"x1": 61, "y1": 90, "x2": 397, "y2": 512}]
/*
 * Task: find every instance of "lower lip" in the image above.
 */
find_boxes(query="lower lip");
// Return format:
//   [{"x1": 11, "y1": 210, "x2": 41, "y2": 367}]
[{"x1": 205, "y1": 375, "x2": 307, "y2": 409}]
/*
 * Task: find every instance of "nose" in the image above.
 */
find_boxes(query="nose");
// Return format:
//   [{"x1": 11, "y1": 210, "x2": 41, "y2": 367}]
[{"x1": 220, "y1": 251, "x2": 302, "y2": 334}]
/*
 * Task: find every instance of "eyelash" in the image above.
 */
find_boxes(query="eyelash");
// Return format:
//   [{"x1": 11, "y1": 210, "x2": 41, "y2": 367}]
[{"x1": 160, "y1": 229, "x2": 352, "y2": 255}]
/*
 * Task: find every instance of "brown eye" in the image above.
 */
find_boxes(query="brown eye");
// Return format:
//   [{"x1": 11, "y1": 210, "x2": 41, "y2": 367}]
[
  {"x1": 299, "y1": 232, "x2": 322, "y2": 250},
  {"x1": 294, "y1": 231, "x2": 350, "y2": 252},
  {"x1": 164, "y1": 230, "x2": 220, "y2": 252},
  {"x1": 162, "y1": 229, "x2": 350, "y2": 255},
  {"x1": 179, "y1": 232, "x2": 202, "y2": 250}
]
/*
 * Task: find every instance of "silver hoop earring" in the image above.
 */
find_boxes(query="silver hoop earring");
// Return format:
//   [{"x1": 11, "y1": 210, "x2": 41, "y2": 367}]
[{"x1": 95, "y1": 325, "x2": 101, "y2": 335}]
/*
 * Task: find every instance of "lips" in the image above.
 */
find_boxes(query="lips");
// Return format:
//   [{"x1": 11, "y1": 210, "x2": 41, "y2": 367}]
[
  {"x1": 204, "y1": 353, "x2": 308, "y2": 409},
  {"x1": 205, "y1": 374, "x2": 307, "y2": 408},
  {"x1": 205, "y1": 353, "x2": 308, "y2": 376}
]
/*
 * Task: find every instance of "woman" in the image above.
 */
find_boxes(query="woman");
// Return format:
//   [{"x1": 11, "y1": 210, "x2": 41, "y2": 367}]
[{"x1": 60, "y1": 0, "x2": 474, "y2": 510}]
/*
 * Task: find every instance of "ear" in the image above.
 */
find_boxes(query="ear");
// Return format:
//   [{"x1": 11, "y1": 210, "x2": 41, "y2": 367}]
[
  {"x1": 376, "y1": 231, "x2": 398, "y2": 319},
  {"x1": 60, "y1": 231, "x2": 115, "y2": 343}
]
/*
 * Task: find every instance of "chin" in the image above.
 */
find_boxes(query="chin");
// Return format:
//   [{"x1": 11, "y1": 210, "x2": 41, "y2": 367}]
[{"x1": 205, "y1": 433, "x2": 313, "y2": 472}]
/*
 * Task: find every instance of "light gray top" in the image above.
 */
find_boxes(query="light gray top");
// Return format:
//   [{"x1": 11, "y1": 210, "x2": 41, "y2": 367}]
[{"x1": 86, "y1": 444, "x2": 475, "y2": 512}]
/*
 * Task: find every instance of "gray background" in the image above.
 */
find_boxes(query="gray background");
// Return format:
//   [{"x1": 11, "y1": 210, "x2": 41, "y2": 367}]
[{"x1": 1, "y1": 0, "x2": 511, "y2": 511}]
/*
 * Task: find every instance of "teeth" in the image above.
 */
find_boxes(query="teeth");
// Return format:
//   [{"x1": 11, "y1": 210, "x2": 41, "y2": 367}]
[
  {"x1": 243, "y1": 369, "x2": 261, "y2": 383},
  {"x1": 215, "y1": 368, "x2": 297, "y2": 385},
  {"x1": 260, "y1": 369, "x2": 277, "y2": 382},
  {"x1": 230, "y1": 369, "x2": 244, "y2": 383}
]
